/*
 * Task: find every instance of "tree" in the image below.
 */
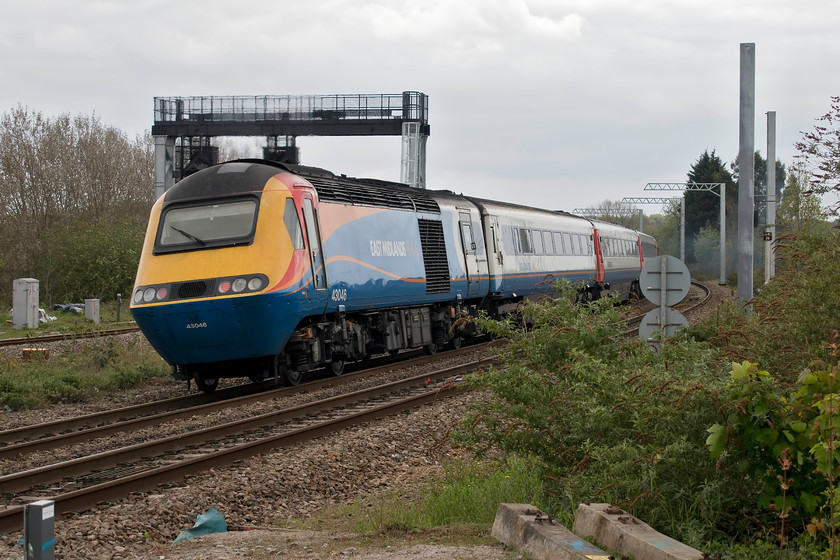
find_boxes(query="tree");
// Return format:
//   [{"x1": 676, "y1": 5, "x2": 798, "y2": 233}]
[
  {"x1": 587, "y1": 199, "x2": 641, "y2": 230},
  {"x1": 732, "y1": 151, "x2": 787, "y2": 227},
  {"x1": 0, "y1": 106, "x2": 153, "y2": 304},
  {"x1": 778, "y1": 166, "x2": 826, "y2": 233},
  {"x1": 646, "y1": 201, "x2": 681, "y2": 258},
  {"x1": 794, "y1": 95, "x2": 840, "y2": 216},
  {"x1": 684, "y1": 150, "x2": 736, "y2": 262}
]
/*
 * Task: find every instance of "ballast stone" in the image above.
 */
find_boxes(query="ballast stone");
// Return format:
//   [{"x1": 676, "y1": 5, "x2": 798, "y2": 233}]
[
  {"x1": 573, "y1": 503, "x2": 704, "y2": 560},
  {"x1": 491, "y1": 503, "x2": 611, "y2": 560}
]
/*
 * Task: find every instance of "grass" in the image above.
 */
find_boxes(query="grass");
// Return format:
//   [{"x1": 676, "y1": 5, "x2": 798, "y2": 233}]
[
  {"x1": 287, "y1": 455, "x2": 542, "y2": 555},
  {"x1": 0, "y1": 334, "x2": 170, "y2": 411},
  {"x1": 0, "y1": 299, "x2": 135, "y2": 340}
]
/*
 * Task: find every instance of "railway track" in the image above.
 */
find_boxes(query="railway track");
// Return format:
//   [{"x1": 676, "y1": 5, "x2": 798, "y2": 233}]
[
  {"x1": 623, "y1": 280, "x2": 712, "y2": 336},
  {"x1": 0, "y1": 344, "x2": 483, "y2": 455},
  {"x1": 0, "y1": 349, "x2": 491, "y2": 534},
  {"x1": 0, "y1": 326, "x2": 140, "y2": 347}
]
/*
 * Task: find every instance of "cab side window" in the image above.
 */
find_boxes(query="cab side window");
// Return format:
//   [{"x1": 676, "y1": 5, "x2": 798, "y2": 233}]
[{"x1": 283, "y1": 198, "x2": 304, "y2": 249}]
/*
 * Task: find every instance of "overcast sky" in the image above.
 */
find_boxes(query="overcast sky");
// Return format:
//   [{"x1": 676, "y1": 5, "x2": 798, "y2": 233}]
[{"x1": 1, "y1": 0, "x2": 837, "y2": 213}]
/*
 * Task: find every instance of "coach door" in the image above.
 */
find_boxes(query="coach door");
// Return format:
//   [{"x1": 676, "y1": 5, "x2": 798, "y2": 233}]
[
  {"x1": 459, "y1": 212, "x2": 480, "y2": 297},
  {"x1": 302, "y1": 197, "x2": 327, "y2": 292}
]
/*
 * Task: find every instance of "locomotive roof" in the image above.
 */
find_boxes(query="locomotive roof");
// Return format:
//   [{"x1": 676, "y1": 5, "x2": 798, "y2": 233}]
[
  {"x1": 237, "y1": 159, "x2": 443, "y2": 214},
  {"x1": 203, "y1": 161, "x2": 635, "y2": 235}
]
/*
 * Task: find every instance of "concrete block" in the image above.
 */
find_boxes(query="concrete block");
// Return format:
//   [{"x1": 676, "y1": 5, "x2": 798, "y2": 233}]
[
  {"x1": 573, "y1": 503, "x2": 704, "y2": 560},
  {"x1": 492, "y1": 503, "x2": 611, "y2": 560}
]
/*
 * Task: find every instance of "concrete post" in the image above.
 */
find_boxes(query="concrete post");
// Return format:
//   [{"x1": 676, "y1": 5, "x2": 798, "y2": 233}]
[
  {"x1": 738, "y1": 43, "x2": 756, "y2": 303},
  {"x1": 766, "y1": 111, "x2": 776, "y2": 282},
  {"x1": 720, "y1": 183, "x2": 726, "y2": 285},
  {"x1": 154, "y1": 135, "x2": 176, "y2": 201},
  {"x1": 680, "y1": 197, "x2": 685, "y2": 262}
]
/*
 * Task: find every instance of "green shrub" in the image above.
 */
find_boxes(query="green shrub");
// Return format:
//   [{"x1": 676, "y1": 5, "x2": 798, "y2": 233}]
[
  {"x1": 34, "y1": 217, "x2": 146, "y2": 305},
  {"x1": 707, "y1": 352, "x2": 840, "y2": 545},
  {"x1": 455, "y1": 282, "x2": 729, "y2": 543},
  {"x1": 688, "y1": 228, "x2": 840, "y2": 378}
]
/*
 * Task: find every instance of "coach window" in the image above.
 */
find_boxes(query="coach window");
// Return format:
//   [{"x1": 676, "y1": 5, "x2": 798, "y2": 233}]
[
  {"x1": 517, "y1": 228, "x2": 533, "y2": 254},
  {"x1": 553, "y1": 232, "x2": 563, "y2": 255},
  {"x1": 283, "y1": 199, "x2": 304, "y2": 250},
  {"x1": 543, "y1": 231, "x2": 553, "y2": 254},
  {"x1": 533, "y1": 230, "x2": 543, "y2": 254},
  {"x1": 562, "y1": 233, "x2": 572, "y2": 256}
]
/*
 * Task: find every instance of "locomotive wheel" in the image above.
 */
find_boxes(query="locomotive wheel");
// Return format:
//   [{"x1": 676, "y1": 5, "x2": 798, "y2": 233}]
[
  {"x1": 451, "y1": 336, "x2": 462, "y2": 350},
  {"x1": 274, "y1": 355, "x2": 302, "y2": 386},
  {"x1": 424, "y1": 342, "x2": 438, "y2": 355},
  {"x1": 194, "y1": 374, "x2": 219, "y2": 394},
  {"x1": 329, "y1": 359, "x2": 345, "y2": 376},
  {"x1": 185, "y1": 365, "x2": 218, "y2": 394},
  {"x1": 283, "y1": 368, "x2": 303, "y2": 386}
]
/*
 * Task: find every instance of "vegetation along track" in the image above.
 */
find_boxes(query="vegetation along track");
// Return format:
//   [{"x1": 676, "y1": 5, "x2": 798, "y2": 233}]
[{"x1": 0, "y1": 348, "x2": 491, "y2": 534}]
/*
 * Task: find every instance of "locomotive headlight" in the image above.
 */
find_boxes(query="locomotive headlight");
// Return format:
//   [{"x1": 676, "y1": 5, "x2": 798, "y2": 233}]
[
  {"x1": 247, "y1": 277, "x2": 263, "y2": 291},
  {"x1": 133, "y1": 289, "x2": 144, "y2": 304},
  {"x1": 143, "y1": 287, "x2": 156, "y2": 302},
  {"x1": 232, "y1": 278, "x2": 247, "y2": 293},
  {"x1": 156, "y1": 287, "x2": 168, "y2": 300},
  {"x1": 218, "y1": 281, "x2": 231, "y2": 294}
]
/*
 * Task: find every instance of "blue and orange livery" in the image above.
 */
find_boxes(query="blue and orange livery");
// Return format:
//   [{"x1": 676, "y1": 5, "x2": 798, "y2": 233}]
[{"x1": 131, "y1": 160, "x2": 655, "y2": 392}]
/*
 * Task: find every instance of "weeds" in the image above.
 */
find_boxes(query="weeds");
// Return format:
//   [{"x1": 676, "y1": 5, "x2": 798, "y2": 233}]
[
  {"x1": 308, "y1": 456, "x2": 543, "y2": 536},
  {"x1": 0, "y1": 336, "x2": 169, "y2": 411}
]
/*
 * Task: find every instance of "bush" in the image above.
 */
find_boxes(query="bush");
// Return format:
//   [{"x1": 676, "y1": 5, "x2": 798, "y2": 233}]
[
  {"x1": 34, "y1": 217, "x2": 147, "y2": 305},
  {"x1": 455, "y1": 283, "x2": 730, "y2": 543},
  {"x1": 689, "y1": 227, "x2": 840, "y2": 378}
]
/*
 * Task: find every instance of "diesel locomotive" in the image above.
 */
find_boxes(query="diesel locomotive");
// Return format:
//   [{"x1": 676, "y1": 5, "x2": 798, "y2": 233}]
[{"x1": 130, "y1": 159, "x2": 657, "y2": 392}]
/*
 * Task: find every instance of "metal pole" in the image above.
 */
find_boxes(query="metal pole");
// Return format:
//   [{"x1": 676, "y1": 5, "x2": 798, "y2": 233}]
[
  {"x1": 680, "y1": 197, "x2": 685, "y2": 262},
  {"x1": 639, "y1": 208, "x2": 643, "y2": 232},
  {"x1": 766, "y1": 111, "x2": 776, "y2": 281},
  {"x1": 738, "y1": 43, "x2": 755, "y2": 303},
  {"x1": 719, "y1": 183, "x2": 726, "y2": 285}
]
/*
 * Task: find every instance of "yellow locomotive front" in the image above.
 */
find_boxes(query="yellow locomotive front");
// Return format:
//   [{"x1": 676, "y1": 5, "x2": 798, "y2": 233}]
[{"x1": 130, "y1": 161, "x2": 317, "y2": 390}]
